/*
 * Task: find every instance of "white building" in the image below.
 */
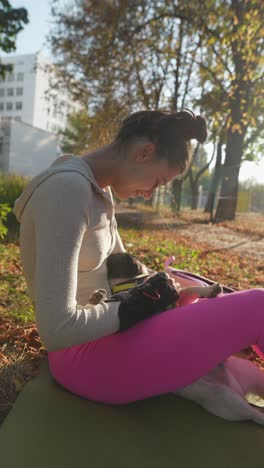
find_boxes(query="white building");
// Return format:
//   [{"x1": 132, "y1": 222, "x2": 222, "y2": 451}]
[
  {"x1": 0, "y1": 117, "x2": 59, "y2": 177},
  {"x1": 0, "y1": 52, "x2": 80, "y2": 134}
]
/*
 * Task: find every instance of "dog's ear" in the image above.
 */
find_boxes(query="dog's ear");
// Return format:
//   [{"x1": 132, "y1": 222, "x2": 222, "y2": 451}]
[
  {"x1": 131, "y1": 257, "x2": 149, "y2": 276},
  {"x1": 107, "y1": 252, "x2": 146, "y2": 279}
]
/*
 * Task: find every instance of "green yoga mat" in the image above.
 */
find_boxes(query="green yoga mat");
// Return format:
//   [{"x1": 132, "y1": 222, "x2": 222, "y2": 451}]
[{"x1": 0, "y1": 358, "x2": 263, "y2": 468}]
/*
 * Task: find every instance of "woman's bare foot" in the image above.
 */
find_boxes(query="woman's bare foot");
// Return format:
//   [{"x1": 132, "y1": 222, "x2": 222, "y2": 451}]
[
  {"x1": 198, "y1": 283, "x2": 223, "y2": 298},
  {"x1": 178, "y1": 283, "x2": 223, "y2": 300}
]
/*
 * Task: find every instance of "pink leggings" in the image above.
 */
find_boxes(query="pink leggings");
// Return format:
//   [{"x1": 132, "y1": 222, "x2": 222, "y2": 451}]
[{"x1": 48, "y1": 288, "x2": 264, "y2": 404}]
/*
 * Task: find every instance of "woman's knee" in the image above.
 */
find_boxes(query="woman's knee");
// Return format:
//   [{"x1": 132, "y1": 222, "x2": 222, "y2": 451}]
[
  {"x1": 243, "y1": 288, "x2": 264, "y2": 303},
  {"x1": 248, "y1": 288, "x2": 264, "y2": 297}
]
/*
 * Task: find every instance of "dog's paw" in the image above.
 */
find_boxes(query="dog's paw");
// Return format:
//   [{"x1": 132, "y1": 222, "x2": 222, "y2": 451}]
[
  {"x1": 89, "y1": 289, "x2": 107, "y2": 305},
  {"x1": 208, "y1": 283, "x2": 223, "y2": 298}
]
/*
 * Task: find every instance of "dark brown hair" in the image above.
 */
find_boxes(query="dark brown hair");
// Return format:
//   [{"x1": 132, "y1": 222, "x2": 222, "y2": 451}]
[{"x1": 113, "y1": 109, "x2": 207, "y2": 175}]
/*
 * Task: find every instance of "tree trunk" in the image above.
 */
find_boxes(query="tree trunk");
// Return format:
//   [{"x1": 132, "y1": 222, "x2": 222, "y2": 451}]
[
  {"x1": 215, "y1": 128, "x2": 244, "y2": 221},
  {"x1": 204, "y1": 136, "x2": 223, "y2": 218},
  {"x1": 170, "y1": 179, "x2": 183, "y2": 213},
  {"x1": 191, "y1": 184, "x2": 199, "y2": 210},
  {"x1": 145, "y1": 197, "x2": 153, "y2": 207},
  {"x1": 215, "y1": 0, "x2": 249, "y2": 221},
  {"x1": 189, "y1": 168, "x2": 198, "y2": 210},
  {"x1": 155, "y1": 186, "x2": 161, "y2": 211}
]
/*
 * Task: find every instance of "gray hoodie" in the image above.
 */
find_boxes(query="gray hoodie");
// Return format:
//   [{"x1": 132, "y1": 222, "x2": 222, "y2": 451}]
[
  {"x1": 13, "y1": 154, "x2": 124, "y2": 352},
  {"x1": 13, "y1": 153, "x2": 114, "y2": 221}
]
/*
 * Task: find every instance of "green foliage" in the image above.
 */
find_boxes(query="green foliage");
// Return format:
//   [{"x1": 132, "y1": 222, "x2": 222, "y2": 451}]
[
  {"x1": 49, "y1": 1, "x2": 263, "y2": 147},
  {"x1": 0, "y1": 203, "x2": 11, "y2": 240},
  {"x1": 60, "y1": 109, "x2": 91, "y2": 154},
  {"x1": 0, "y1": 0, "x2": 29, "y2": 78},
  {"x1": 0, "y1": 172, "x2": 29, "y2": 205},
  {"x1": 48, "y1": 0, "x2": 207, "y2": 117},
  {"x1": 0, "y1": 172, "x2": 30, "y2": 238},
  {"x1": 60, "y1": 100, "x2": 127, "y2": 154},
  {"x1": 48, "y1": 0, "x2": 264, "y2": 220},
  {"x1": 118, "y1": 226, "x2": 262, "y2": 289},
  {"x1": 197, "y1": 0, "x2": 264, "y2": 141},
  {"x1": 0, "y1": 243, "x2": 34, "y2": 324}
]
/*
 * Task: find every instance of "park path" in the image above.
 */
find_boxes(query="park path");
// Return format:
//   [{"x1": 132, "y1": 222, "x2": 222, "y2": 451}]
[{"x1": 115, "y1": 206, "x2": 264, "y2": 261}]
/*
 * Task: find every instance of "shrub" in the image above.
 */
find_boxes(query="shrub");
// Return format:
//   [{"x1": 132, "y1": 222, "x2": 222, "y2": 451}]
[
  {"x1": 0, "y1": 203, "x2": 12, "y2": 240},
  {"x1": 0, "y1": 172, "x2": 30, "y2": 241}
]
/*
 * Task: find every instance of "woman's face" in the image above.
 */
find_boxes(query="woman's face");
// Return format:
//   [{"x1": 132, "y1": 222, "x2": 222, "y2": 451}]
[{"x1": 111, "y1": 141, "x2": 181, "y2": 201}]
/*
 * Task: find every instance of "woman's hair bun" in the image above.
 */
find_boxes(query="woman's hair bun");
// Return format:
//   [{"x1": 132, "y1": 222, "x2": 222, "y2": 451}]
[
  {"x1": 192, "y1": 115, "x2": 207, "y2": 144},
  {"x1": 170, "y1": 109, "x2": 207, "y2": 144}
]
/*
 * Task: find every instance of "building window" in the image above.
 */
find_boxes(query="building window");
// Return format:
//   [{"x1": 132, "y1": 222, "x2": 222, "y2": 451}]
[
  {"x1": 7, "y1": 73, "x2": 14, "y2": 82},
  {"x1": 16, "y1": 87, "x2": 23, "y2": 96},
  {"x1": 6, "y1": 102, "x2": 13, "y2": 111},
  {"x1": 7, "y1": 88, "x2": 14, "y2": 96},
  {"x1": 0, "y1": 89, "x2": 4, "y2": 97},
  {"x1": 0, "y1": 103, "x2": 4, "y2": 111},
  {"x1": 17, "y1": 72, "x2": 24, "y2": 81},
  {"x1": 16, "y1": 102, "x2": 22, "y2": 110}
]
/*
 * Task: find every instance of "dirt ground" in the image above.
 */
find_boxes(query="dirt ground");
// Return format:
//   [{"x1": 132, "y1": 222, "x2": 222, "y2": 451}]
[{"x1": 116, "y1": 206, "x2": 264, "y2": 262}]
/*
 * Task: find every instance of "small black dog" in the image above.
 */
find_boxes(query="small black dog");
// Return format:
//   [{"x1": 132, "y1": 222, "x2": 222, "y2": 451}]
[{"x1": 88, "y1": 252, "x2": 222, "y2": 306}]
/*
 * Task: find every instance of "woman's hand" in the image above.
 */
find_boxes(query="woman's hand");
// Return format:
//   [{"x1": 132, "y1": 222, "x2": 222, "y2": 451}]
[{"x1": 164, "y1": 272, "x2": 180, "y2": 291}]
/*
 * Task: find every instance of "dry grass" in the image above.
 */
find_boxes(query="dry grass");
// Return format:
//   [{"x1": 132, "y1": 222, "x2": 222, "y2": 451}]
[
  {"x1": 179, "y1": 209, "x2": 264, "y2": 238},
  {"x1": 131, "y1": 204, "x2": 264, "y2": 238},
  {"x1": 0, "y1": 315, "x2": 47, "y2": 426}
]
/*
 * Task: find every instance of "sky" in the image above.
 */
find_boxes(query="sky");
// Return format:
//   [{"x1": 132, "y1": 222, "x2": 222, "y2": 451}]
[
  {"x1": 2, "y1": 0, "x2": 264, "y2": 185},
  {"x1": 3, "y1": 0, "x2": 53, "y2": 57}
]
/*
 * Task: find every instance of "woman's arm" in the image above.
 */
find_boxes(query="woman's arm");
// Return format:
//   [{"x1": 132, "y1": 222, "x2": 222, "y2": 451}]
[{"x1": 31, "y1": 172, "x2": 121, "y2": 352}]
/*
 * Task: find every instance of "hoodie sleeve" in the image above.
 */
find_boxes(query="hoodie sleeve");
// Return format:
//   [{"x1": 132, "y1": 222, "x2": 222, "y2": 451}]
[
  {"x1": 30, "y1": 172, "x2": 120, "y2": 352},
  {"x1": 112, "y1": 226, "x2": 126, "y2": 254}
]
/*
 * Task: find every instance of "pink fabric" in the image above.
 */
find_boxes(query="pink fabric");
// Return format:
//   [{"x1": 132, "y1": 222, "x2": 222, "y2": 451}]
[
  {"x1": 170, "y1": 270, "x2": 208, "y2": 287},
  {"x1": 48, "y1": 288, "x2": 264, "y2": 404}
]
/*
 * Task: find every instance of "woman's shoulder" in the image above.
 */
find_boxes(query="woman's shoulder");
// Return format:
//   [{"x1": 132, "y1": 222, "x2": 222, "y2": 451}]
[
  {"x1": 27, "y1": 170, "x2": 95, "y2": 229},
  {"x1": 37, "y1": 170, "x2": 94, "y2": 197},
  {"x1": 28, "y1": 171, "x2": 95, "y2": 221}
]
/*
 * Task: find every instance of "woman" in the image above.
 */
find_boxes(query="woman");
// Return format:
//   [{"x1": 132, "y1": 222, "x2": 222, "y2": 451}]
[{"x1": 13, "y1": 109, "x2": 264, "y2": 404}]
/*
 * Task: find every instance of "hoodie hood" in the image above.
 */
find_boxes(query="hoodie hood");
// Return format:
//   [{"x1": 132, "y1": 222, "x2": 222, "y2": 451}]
[{"x1": 13, "y1": 154, "x2": 114, "y2": 222}]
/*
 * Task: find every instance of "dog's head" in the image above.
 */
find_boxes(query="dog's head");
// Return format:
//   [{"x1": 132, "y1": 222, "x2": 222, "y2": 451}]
[{"x1": 106, "y1": 252, "x2": 149, "y2": 281}]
